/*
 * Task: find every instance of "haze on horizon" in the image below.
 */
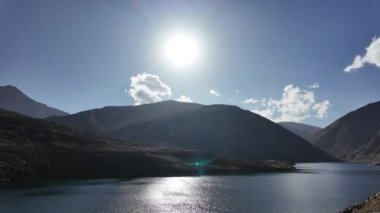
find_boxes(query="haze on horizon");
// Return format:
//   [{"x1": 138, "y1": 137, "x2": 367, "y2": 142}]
[{"x1": 0, "y1": 0, "x2": 379, "y2": 127}]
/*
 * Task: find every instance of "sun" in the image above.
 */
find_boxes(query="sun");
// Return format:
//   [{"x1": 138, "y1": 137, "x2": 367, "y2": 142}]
[{"x1": 163, "y1": 33, "x2": 200, "y2": 67}]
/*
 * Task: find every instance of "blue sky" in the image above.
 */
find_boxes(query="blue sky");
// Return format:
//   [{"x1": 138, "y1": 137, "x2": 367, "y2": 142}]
[{"x1": 0, "y1": 0, "x2": 379, "y2": 127}]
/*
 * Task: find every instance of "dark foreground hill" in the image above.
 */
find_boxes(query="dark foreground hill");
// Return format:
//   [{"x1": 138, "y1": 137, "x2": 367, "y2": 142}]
[
  {"x1": 0, "y1": 109, "x2": 293, "y2": 183},
  {"x1": 278, "y1": 122, "x2": 322, "y2": 142},
  {"x1": 105, "y1": 103, "x2": 335, "y2": 162},
  {"x1": 0, "y1": 85, "x2": 68, "y2": 118},
  {"x1": 312, "y1": 101, "x2": 380, "y2": 162}
]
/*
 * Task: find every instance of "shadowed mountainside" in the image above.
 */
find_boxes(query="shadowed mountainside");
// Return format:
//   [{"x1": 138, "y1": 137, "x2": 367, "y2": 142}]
[
  {"x1": 107, "y1": 103, "x2": 335, "y2": 162},
  {"x1": 278, "y1": 122, "x2": 322, "y2": 142},
  {"x1": 0, "y1": 109, "x2": 294, "y2": 183},
  {"x1": 0, "y1": 85, "x2": 68, "y2": 118},
  {"x1": 312, "y1": 101, "x2": 380, "y2": 162}
]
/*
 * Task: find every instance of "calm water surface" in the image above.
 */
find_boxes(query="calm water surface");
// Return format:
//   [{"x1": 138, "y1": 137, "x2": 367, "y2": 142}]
[{"x1": 1, "y1": 163, "x2": 380, "y2": 213}]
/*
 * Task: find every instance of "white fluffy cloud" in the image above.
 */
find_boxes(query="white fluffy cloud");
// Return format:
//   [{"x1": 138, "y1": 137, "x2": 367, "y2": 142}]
[
  {"x1": 209, "y1": 89, "x2": 220, "y2": 97},
  {"x1": 176, "y1": 95, "x2": 192, "y2": 103},
  {"x1": 312, "y1": 100, "x2": 331, "y2": 118},
  {"x1": 309, "y1": 82, "x2": 320, "y2": 89},
  {"x1": 128, "y1": 72, "x2": 172, "y2": 105},
  {"x1": 246, "y1": 85, "x2": 331, "y2": 122},
  {"x1": 242, "y1": 98, "x2": 259, "y2": 104},
  {"x1": 244, "y1": 98, "x2": 268, "y2": 106},
  {"x1": 260, "y1": 98, "x2": 267, "y2": 107},
  {"x1": 345, "y1": 37, "x2": 380, "y2": 72}
]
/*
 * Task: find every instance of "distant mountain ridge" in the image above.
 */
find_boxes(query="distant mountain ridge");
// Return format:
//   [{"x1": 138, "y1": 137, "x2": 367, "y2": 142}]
[
  {"x1": 278, "y1": 122, "x2": 322, "y2": 142},
  {"x1": 312, "y1": 101, "x2": 380, "y2": 162},
  {"x1": 48, "y1": 101, "x2": 202, "y2": 134},
  {"x1": 0, "y1": 85, "x2": 68, "y2": 118},
  {"x1": 50, "y1": 101, "x2": 335, "y2": 162}
]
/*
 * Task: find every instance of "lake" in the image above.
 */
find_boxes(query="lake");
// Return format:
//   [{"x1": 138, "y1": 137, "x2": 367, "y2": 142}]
[{"x1": 1, "y1": 163, "x2": 380, "y2": 212}]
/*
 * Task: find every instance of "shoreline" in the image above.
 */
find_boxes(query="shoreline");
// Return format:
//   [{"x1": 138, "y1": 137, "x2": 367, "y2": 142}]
[{"x1": 0, "y1": 147, "x2": 295, "y2": 185}]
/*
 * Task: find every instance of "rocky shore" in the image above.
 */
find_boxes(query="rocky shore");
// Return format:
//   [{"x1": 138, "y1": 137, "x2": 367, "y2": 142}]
[{"x1": 341, "y1": 192, "x2": 380, "y2": 213}]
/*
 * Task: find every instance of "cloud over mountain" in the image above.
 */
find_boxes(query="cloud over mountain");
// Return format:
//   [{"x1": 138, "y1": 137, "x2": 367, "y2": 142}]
[
  {"x1": 242, "y1": 98, "x2": 259, "y2": 104},
  {"x1": 176, "y1": 95, "x2": 193, "y2": 103},
  {"x1": 246, "y1": 85, "x2": 330, "y2": 122},
  {"x1": 128, "y1": 72, "x2": 172, "y2": 105},
  {"x1": 313, "y1": 100, "x2": 331, "y2": 118},
  {"x1": 345, "y1": 37, "x2": 380, "y2": 72},
  {"x1": 209, "y1": 89, "x2": 220, "y2": 97}
]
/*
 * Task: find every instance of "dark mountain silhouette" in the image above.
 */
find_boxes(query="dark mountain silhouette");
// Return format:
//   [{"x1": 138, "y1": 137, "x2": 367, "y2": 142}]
[
  {"x1": 0, "y1": 109, "x2": 293, "y2": 183},
  {"x1": 48, "y1": 100, "x2": 202, "y2": 134},
  {"x1": 0, "y1": 85, "x2": 68, "y2": 118},
  {"x1": 89, "y1": 102, "x2": 334, "y2": 162},
  {"x1": 312, "y1": 101, "x2": 380, "y2": 162},
  {"x1": 278, "y1": 122, "x2": 322, "y2": 142}
]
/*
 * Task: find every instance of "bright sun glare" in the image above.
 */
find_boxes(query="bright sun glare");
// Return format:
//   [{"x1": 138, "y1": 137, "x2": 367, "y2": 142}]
[{"x1": 163, "y1": 33, "x2": 200, "y2": 67}]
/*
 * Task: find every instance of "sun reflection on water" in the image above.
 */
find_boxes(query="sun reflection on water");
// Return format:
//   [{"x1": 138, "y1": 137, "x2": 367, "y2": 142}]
[
  {"x1": 141, "y1": 177, "x2": 212, "y2": 212},
  {"x1": 139, "y1": 176, "x2": 242, "y2": 212}
]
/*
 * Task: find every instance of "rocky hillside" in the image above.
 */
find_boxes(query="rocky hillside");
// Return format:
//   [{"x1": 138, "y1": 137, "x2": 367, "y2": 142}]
[
  {"x1": 0, "y1": 85, "x2": 67, "y2": 118},
  {"x1": 312, "y1": 101, "x2": 380, "y2": 162},
  {"x1": 346, "y1": 135, "x2": 380, "y2": 162},
  {"x1": 341, "y1": 192, "x2": 380, "y2": 213}
]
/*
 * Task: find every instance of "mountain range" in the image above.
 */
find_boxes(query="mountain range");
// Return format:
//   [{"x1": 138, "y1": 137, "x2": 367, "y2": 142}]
[
  {"x1": 6, "y1": 85, "x2": 380, "y2": 164},
  {"x1": 0, "y1": 85, "x2": 68, "y2": 118},
  {"x1": 49, "y1": 101, "x2": 334, "y2": 162}
]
